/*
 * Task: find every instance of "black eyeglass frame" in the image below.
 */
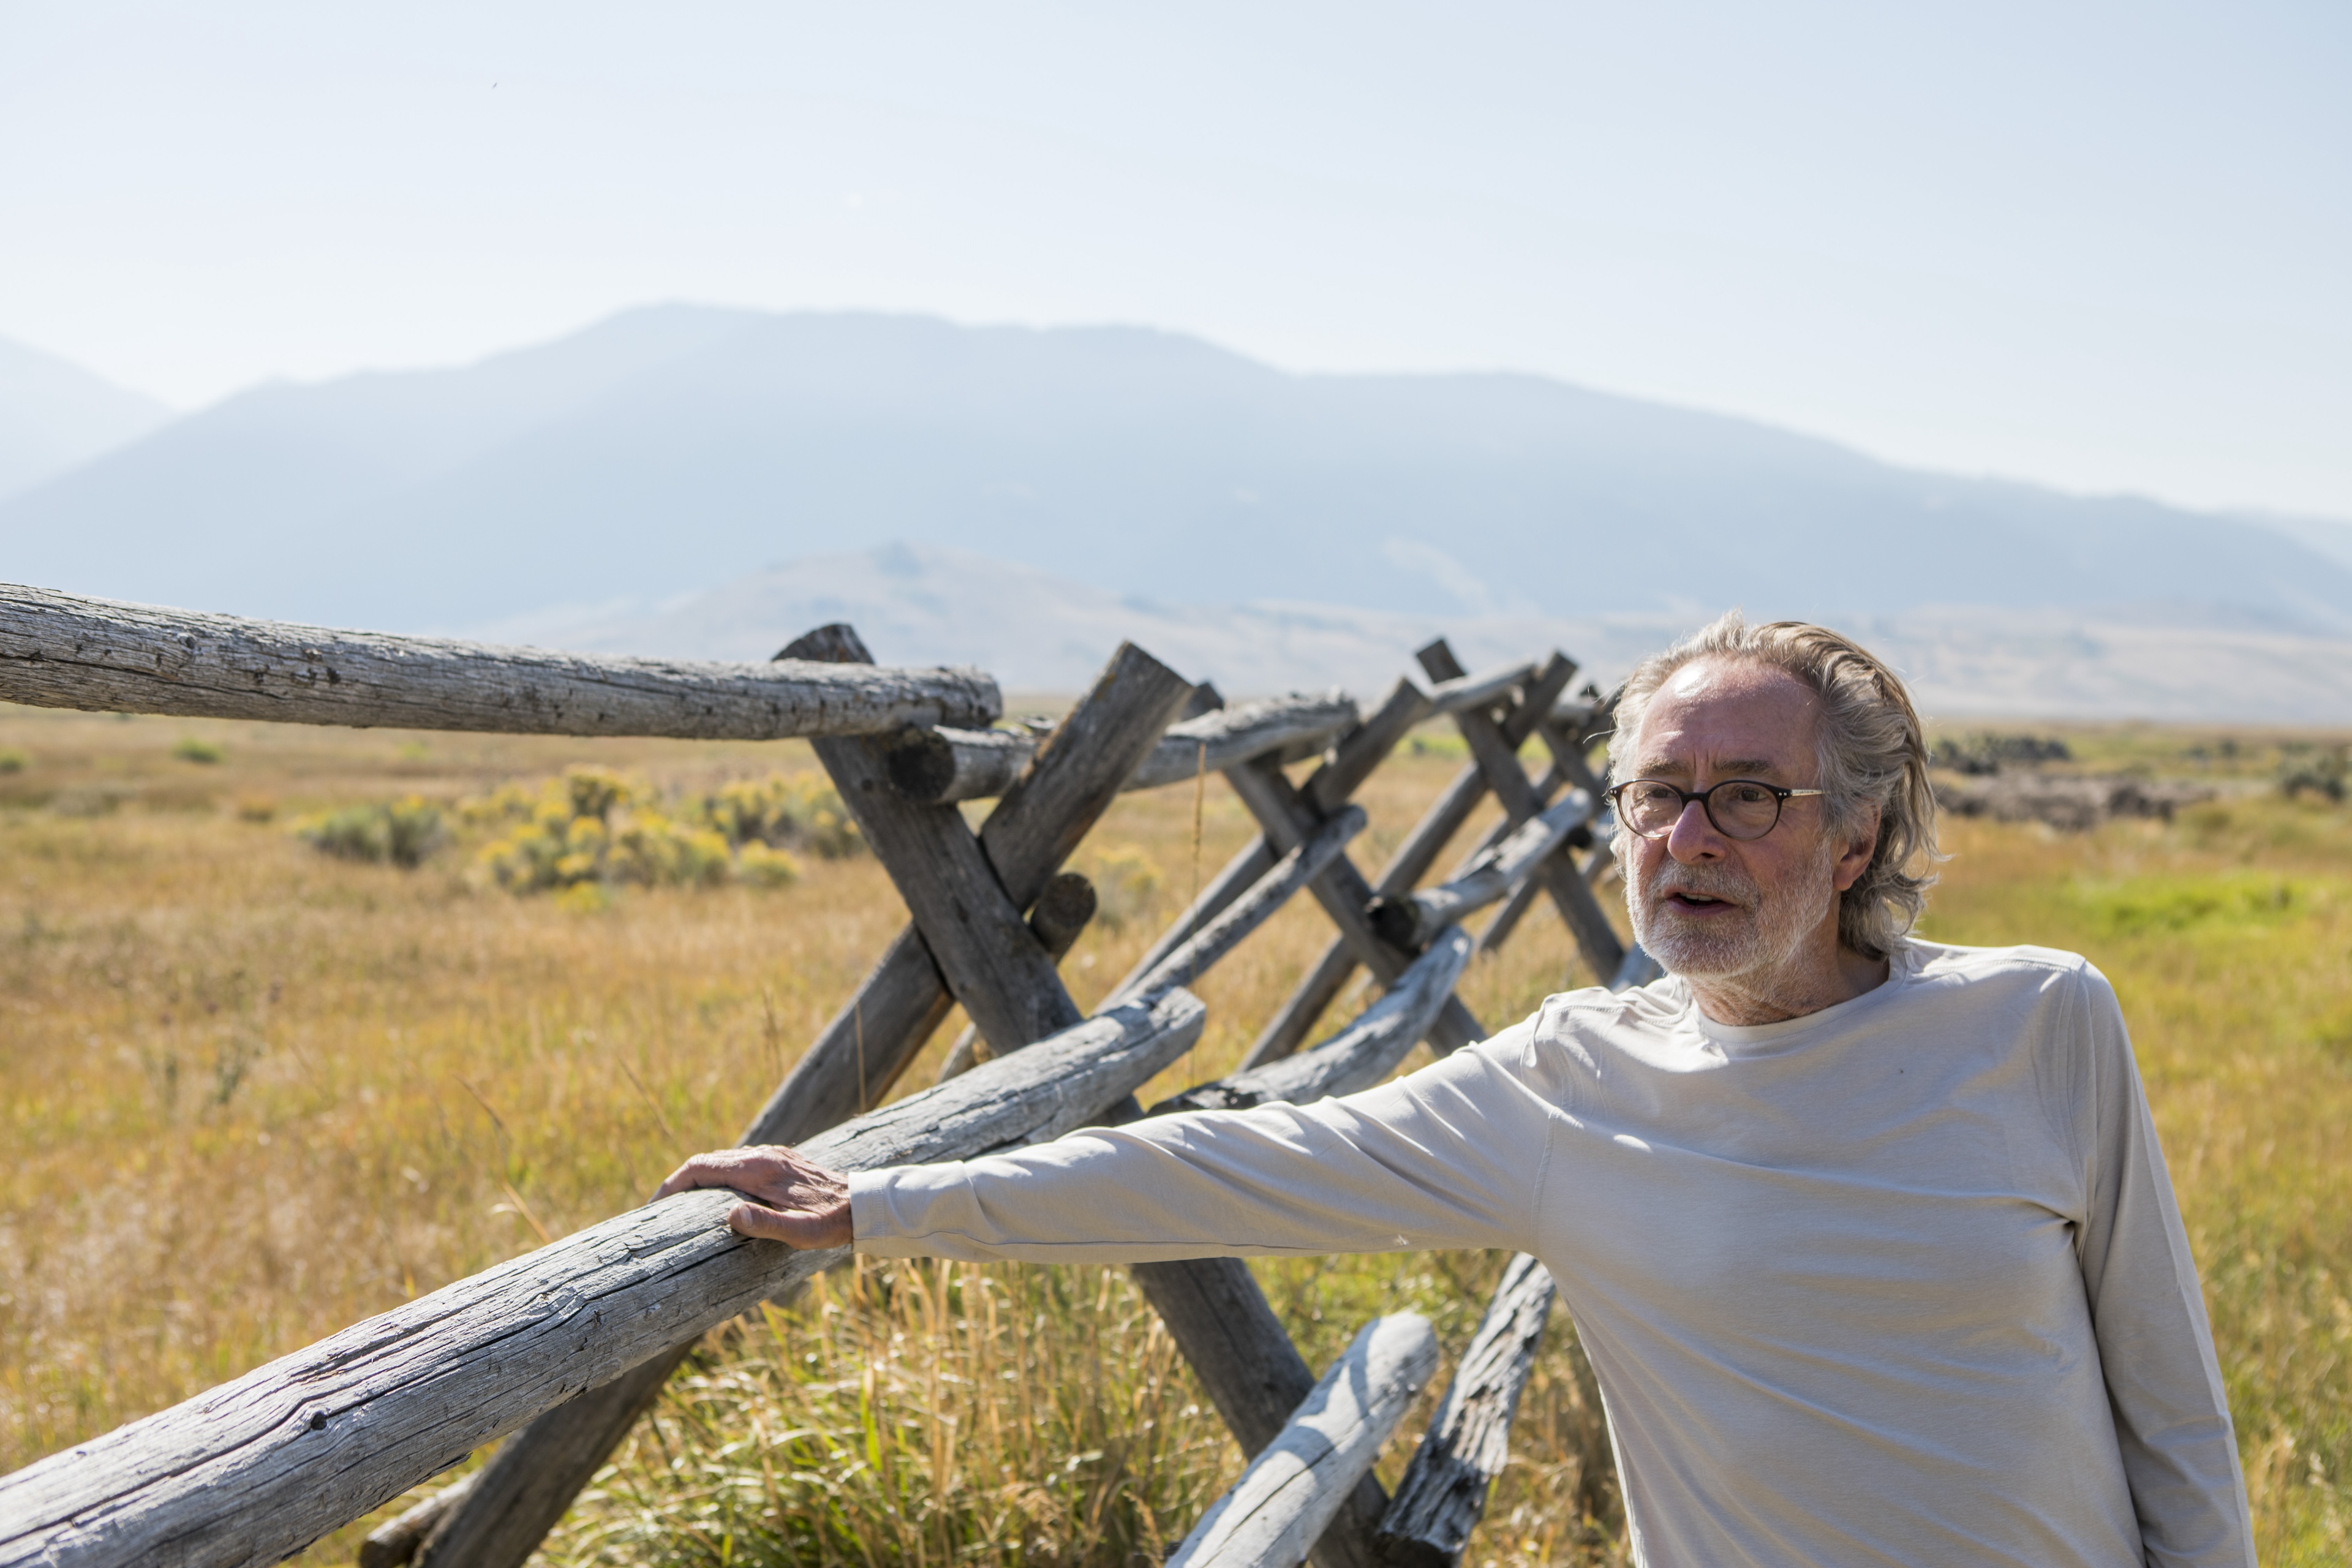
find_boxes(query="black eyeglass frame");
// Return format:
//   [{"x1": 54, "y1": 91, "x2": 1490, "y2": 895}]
[{"x1": 1606, "y1": 778, "x2": 1828, "y2": 842}]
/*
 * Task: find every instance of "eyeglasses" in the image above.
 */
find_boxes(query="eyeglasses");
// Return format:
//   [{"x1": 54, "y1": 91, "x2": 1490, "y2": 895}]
[{"x1": 1607, "y1": 778, "x2": 1826, "y2": 842}]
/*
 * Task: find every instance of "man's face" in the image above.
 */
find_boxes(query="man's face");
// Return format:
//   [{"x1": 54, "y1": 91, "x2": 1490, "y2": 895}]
[{"x1": 1616, "y1": 658, "x2": 1874, "y2": 986}]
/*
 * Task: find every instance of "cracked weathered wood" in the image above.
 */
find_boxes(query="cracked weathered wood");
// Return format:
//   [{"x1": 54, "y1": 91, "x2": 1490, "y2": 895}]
[
  {"x1": 1423, "y1": 662, "x2": 1532, "y2": 717},
  {"x1": 1151, "y1": 929, "x2": 1473, "y2": 1117},
  {"x1": 1165, "y1": 1314, "x2": 1440, "y2": 1568},
  {"x1": 888, "y1": 693, "x2": 1359, "y2": 804},
  {"x1": 801, "y1": 625, "x2": 1080, "y2": 1055},
  {"x1": 0, "y1": 584, "x2": 998, "y2": 738},
  {"x1": 1373, "y1": 1255, "x2": 1557, "y2": 1568},
  {"x1": 0, "y1": 991, "x2": 1206, "y2": 1568},
  {"x1": 933, "y1": 872, "x2": 1099, "y2": 1082},
  {"x1": 1369, "y1": 793, "x2": 1594, "y2": 952},
  {"x1": 1247, "y1": 655, "x2": 1575, "y2": 1066}
]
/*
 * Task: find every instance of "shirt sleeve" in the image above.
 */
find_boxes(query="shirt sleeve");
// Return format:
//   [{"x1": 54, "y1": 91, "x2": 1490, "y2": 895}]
[
  {"x1": 850, "y1": 1031, "x2": 1547, "y2": 1263},
  {"x1": 2068, "y1": 963, "x2": 2256, "y2": 1568}
]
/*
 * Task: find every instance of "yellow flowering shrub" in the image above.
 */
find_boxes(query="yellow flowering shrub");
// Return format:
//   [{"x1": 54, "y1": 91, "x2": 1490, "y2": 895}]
[{"x1": 458, "y1": 766, "x2": 855, "y2": 895}]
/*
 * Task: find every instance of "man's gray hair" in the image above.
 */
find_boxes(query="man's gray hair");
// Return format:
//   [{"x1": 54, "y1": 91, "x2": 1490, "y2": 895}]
[{"x1": 1610, "y1": 611, "x2": 1941, "y2": 959}]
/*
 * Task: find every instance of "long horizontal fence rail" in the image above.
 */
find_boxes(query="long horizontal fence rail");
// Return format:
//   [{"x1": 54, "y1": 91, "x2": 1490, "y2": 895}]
[
  {"x1": 0, "y1": 584, "x2": 1000, "y2": 738},
  {"x1": 0, "y1": 589, "x2": 1635, "y2": 1568},
  {"x1": 0, "y1": 992, "x2": 1207, "y2": 1568}
]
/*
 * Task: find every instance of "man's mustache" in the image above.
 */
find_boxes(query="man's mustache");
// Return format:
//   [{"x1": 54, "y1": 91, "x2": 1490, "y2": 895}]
[{"x1": 1643, "y1": 863, "x2": 1760, "y2": 911}]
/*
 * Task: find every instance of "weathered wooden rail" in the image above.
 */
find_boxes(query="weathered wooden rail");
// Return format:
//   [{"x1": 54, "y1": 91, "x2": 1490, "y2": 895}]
[
  {"x1": 0, "y1": 584, "x2": 998, "y2": 737},
  {"x1": 0, "y1": 592, "x2": 1640, "y2": 1568}
]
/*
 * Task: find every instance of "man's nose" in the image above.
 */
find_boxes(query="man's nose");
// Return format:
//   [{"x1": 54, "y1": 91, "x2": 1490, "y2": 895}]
[{"x1": 1664, "y1": 796, "x2": 1727, "y2": 862}]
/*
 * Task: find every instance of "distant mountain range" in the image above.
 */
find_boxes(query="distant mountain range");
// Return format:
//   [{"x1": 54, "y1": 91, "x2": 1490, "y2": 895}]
[
  {"x1": 3, "y1": 306, "x2": 2350, "y2": 718},
  {"x1": 0, "y1": 336, "x2": 172, "y2": 502}
]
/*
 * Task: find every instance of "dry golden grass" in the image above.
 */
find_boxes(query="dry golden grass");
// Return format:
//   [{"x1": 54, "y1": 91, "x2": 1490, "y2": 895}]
[{"x1": 2, "y1": 703, "x2": 2346, "y2": 1564}]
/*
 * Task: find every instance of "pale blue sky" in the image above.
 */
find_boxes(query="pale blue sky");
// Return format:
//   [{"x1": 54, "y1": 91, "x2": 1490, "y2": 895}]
[{"x1": 2, "y1": 1, "x2": 2346, "y2": 517}]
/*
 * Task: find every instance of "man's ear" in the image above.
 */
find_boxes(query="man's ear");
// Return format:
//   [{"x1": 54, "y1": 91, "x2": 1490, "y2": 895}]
[{"x1": 1830, "y1": 802, "x2": 1880, "y2": 893}]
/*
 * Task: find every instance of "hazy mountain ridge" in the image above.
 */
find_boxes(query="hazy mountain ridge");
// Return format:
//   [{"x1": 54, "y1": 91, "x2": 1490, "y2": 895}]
[
  {"x1": 7, "y1": 305, "x2": 2351, "y2": 641},
  {"x1": 0, "y1": 336, "x2": 173, "y2": 502}
]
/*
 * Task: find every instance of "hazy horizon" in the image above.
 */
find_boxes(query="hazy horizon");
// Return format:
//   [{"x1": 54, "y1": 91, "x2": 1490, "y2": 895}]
[{"x1": 3, "y1": 2, "x2": 2346, "y2": 525}]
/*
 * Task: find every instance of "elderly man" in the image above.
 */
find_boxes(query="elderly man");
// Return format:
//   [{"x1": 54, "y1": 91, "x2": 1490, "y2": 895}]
[{"x1": 662, "y1": 614, "x2": 2253, "y2": 1567}]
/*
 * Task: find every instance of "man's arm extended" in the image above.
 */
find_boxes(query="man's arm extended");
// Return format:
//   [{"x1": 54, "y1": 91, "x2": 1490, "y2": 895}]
[
  {"x1": 2069, "y1": 965, "x2": 2256, "y2": 1568},
  {"x1": 665, "y1": 1035, "x2": 1547, "y2": 1264}
]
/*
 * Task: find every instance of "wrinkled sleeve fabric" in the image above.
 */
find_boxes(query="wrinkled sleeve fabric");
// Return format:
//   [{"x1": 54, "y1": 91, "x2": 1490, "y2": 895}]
[
  {"x1": 2067, "y1": 963, "x2": 2256, "y2": 1567},
  {"x1": 850, "y1": 1031, "x2": 1546, "y2": 1264}
]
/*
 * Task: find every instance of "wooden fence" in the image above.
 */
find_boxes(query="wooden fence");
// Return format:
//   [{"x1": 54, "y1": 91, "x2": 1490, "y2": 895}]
[{"x1": 0, "y1": 584, "x2": 1652, "y2": 1568}]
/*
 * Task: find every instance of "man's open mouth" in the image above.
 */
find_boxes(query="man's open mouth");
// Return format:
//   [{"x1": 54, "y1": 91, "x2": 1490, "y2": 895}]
[{"x1": 1662, "y1": 890, "x2": 1743, "y2": 911}]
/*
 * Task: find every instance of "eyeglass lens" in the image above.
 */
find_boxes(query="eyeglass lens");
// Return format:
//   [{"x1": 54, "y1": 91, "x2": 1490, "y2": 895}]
[{"x1": 1617, "y1": 780, "x2": 1784, "y2": 840}]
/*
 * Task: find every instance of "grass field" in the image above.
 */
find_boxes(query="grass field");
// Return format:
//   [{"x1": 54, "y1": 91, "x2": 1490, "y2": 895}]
[{"x1": 1, "y1": 704, "x2": 2347, "y2": 1564}]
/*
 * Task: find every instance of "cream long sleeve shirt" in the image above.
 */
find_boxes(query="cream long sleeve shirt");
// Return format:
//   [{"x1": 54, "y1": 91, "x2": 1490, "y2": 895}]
[{"x1": 850, "y1": 940, "x2": 2253, "y2": 1567}]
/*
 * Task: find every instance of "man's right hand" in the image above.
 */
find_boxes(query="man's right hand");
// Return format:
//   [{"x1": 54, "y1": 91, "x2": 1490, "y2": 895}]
[{"x1": 655, "y1": 1145, "x2": 853, "y2": 1249}]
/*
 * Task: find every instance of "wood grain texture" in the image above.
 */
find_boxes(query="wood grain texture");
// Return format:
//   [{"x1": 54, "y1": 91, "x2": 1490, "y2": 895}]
[
  {"x1": 1423, "y1": 662, "x2": 1533, "y2": 718},
  {"x1": 0, "y1": 584, "x2": 998, "y2": 738},
  {"x1": 1372, "y1": 1256, "x2": 1556, "y2": 1568},
  {"x1": 933, "y1": 872, "x2": 1099, "y2": 1083},
  {"x1": 1164, "y1": 1314, "x2": 1439, "y2": 1568},
  {"x1": 976, "y1": 643, "x2": 1198, "y2": 894},
  {"x1": 814, "y1": 731, "x2": 1081, "y2": 1057},
  {"x1": 1369, "y1": 793, "x2": 1593, "y2": 952},
  {"x1": 884, "y1": 693, "x2": 1355, "y2": 805},
  {"x1": 1150, "y1": 929, "x2": 1472, "y2": 1117},
  {"x1": 0, "y1": 992, "x2": 1206, "y2": 1568}
]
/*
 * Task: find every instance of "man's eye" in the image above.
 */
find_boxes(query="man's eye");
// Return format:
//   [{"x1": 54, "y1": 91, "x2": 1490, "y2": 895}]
[
  {"x1": 1628, "y1": 784, "x2": 1678, "y2": 806},
  {"x1": 1725, "y1": 783, "x2": 1773, "y2": 805}
]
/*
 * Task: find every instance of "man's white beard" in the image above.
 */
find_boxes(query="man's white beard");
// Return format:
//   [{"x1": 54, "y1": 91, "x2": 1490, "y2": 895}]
[{"x1": 1624, "y1": 837, "x2": 1840, "y2": 987}]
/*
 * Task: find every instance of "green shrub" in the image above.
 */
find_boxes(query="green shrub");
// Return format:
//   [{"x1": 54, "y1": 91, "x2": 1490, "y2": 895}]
[
  {"x1": 466, "y1": 766, "x2": 834, "y2": 895},
  {"x1": 297, "y1": 796, "x2": 445, "y2": 868},
  {"x1": 2277, "y1": 748, "x2": 2346, "y2": 804},
  {"x1": 699, "y1": 773, "x2": 862, "y2": 859},
  {"x1": 0, "y1": 748, "x2": 26, "y2": 775},
  {"x1": 172, "y1": 737, "x2": 225, "y2": 765}
]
